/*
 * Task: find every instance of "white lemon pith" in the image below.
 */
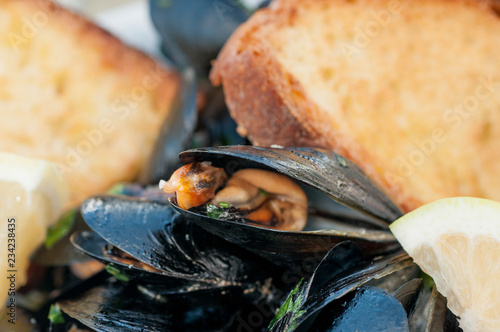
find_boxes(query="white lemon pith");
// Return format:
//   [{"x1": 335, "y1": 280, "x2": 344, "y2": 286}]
[
  {"x1": 390, "y1": 197, "x2": 500, "y2": 332},
  {"x1": 0, "y1": 152, "x2": 68, "y2": 303}
]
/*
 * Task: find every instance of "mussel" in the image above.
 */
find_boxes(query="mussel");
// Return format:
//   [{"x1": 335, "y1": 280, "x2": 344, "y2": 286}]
[
  {"x1": 59, "y1": 146, "x2": 463, "y2": 331},
  {"x1": 61, "y1": 193, "x2": 287, "y2": 331},
  {"x1": 78, "y1": 195, "x2": 282, "y2": 287},
  {"x1": 159, "y1": 145, "x2": 402, "y2": 266},
  {"x1": 150, "y1": 0, "x2": 270, "y2": 76},
  {"x1": 267, "y1": 242, "x2": 430, "y2": 332},
  {"x1": 140, "y1": 67, "x2": 198, "y2": 184},
  {"x1": 58, "y1": 282, "x2": 249, "y2": 332}
]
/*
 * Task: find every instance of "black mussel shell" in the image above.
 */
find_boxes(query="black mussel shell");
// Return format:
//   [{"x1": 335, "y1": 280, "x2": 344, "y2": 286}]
[
  {"x1": 71, "y1": 231, "x2": 163, "y2": 278},
  {"x1": 71, "y1": 231, "x2": 220, "y2": 294},
  {"x1": 363, "y1": 262, "x2": 422, "y2": 320},
  {"x1": 195, "y1": 86, "x2": 249, "y2": 148},
  {"x1": 140, "y1": 68, "x2": 198, "y2": 183},
  {"x1": 80, "y1": 195, "x2": 280, "y2": 286},
  {"x1": 170, "y1": 146, "x2": 402, "y2": 266},
  {"x1": 426, "y1": 285, "x2": 462, "y2": 332},
  {"x1": 392, "y1": 278, "x2": 423, "y2": 319},
  {"x1": 179, "y1": 146, "x2": 402, "y2": 224},
  {"x1": 299, "y1": 252, "x2": 413, "y2": 325},
  {"x1": 269, "y1": 246, "x2": 414, "y2": 331},
  {"x1": 306, "y1": 241, "x2": 366, "y2": 296},
  {"x1": 59, "y1": 282, "x2": 249, "y2": 332},
  {"x1": 150, "y1": 0, "x2": 269, "y2": 76},
  {"x1": 308, "y1": 286, "x2": 409, "y2": 332},
  {"x1": 172, "y1": 202, "x2": 399, "y2": 267},
  {"x1": 238, "y1": 242, "x2": 366, "y2": 332}
]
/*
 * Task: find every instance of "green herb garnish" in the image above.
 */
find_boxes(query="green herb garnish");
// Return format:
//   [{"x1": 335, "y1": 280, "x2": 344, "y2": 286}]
[
  {"x1": 105, "y1": 265, "x2": 130, "y2": 282},
  {"x1": 218, "y1": 202, "x2": 230, "y2": 208},
  {"x1": 48, "y1": 304, "x2": 65, "y2": 324},
  {"x1": 44, "y1": 209, "x2": 77, "y2": 249},
  {"x1": 268, "y1": 279, "x2": 307, "y2": 330},
  {"x1": 258, "y1": 188, "x2": 269, "y2": 196},
  {"x1": 420, "y1": 272, "x2": 435, "y2": 289},
  {"x1": 207, "y1": 204, "x2": 225, "y2": 219},
  {"x1": 107, "y1": 183, "x2": 127, "y2": 195}
]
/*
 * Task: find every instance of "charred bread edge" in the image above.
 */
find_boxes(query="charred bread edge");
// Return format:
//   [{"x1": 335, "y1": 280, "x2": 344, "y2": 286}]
[{"x1": 210, "y1": 0, "x2": 498, "y2": 212}]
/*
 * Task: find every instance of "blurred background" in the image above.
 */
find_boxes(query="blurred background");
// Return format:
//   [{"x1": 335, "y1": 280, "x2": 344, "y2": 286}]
[
  {"x1": 56, "y1": 0, "x2": 267, "y2": 59},
  {"x1": 58, "y1": 0, "x2": 143, "y2": 15}
]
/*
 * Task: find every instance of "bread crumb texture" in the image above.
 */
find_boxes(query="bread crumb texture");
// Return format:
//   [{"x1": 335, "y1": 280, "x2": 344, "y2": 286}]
[
  {"x1": 0, "y1": 0, "x2": 180, "y2": 206},
  {"x1": 211, "y1": 0, "x2": 500, "y2": 212}
]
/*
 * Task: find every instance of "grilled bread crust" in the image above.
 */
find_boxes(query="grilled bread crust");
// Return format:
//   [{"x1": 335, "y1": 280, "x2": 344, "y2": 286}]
[
  {"x1": 0, "y1": 0, "x2": 180, "y2": 206},
  {"x1": 211, "y1": 0, "x2": 500, "y2": 212}
]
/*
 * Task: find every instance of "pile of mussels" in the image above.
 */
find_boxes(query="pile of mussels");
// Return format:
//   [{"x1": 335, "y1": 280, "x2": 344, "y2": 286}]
[
  {"x1": 57, "y1": 146, "x2": 462, "y2": 332},
  {"x1": 37, "y1": 1, "x2": 465, "y2": 330}
]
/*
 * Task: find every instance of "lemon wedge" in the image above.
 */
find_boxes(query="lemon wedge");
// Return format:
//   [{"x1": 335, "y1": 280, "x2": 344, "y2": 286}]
[
  {"x1": 390, "y1": 197, "x2": 500, "y2": 332},
  {"x1": 0, "y1": 152, "x2": 68, "y2": 304}
]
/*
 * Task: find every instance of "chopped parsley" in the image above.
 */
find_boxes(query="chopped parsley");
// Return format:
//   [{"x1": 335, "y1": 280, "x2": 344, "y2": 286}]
[
  {"x1": 268, "y1": 279, "x2": 307, "y2": 330},
  {"x1": 105, "y1": 265, "x2": 130, "y2": 282},
  {"x1": 106, "y1": 183, "x2": 127, "y2": 195},
  {"x1": 206, "y1": 204, "x2": 229, "y2": 219},
  {"x1": 48, "y1": 304, "x2": 65, "y2": 324},
  {"x1": 44, "y1": 209, "x2": 77, "y2": 249}
]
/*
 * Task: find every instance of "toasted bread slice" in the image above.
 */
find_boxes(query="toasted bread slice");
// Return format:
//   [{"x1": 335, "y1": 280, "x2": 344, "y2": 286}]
[
  {"x1": 211, "y1": 0, "x2": 500, "y2": 212},
  {"x1": 0, "y1": 0, "x2": 180, "y2": 206}
]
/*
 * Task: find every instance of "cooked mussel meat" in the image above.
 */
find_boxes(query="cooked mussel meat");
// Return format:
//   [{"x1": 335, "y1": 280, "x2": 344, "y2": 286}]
[
  {"x1": 160, "y1": 161, "x2": 228, "y2": 210},
  {"x1": 160, "y1": 161, "x2": 308, "y2": 231}
]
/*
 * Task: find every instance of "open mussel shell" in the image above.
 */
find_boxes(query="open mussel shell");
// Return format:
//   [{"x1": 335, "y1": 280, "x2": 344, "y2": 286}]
[
  {"x1": 59, "y1": 282, "x2": 250, "y2": 332},
  {"x1": 172, "y1": 202, "x2": 398, "y2": 266},
  {"x1": 70, "y1": 231, "x2": 221, "y2": 295},
  {"x1": 179, "y1": 146, "x2": 402, "y2": 223},
  {"x1": 171, "y1": 146, "x2": 401, "y2": 265},
  {"x1": 297, "y1": 253, "x2": 414, "y2": 329},
  {"x1": 80, "y1": 195, "x2": 280, "y2": 286},
  {"x1": 267, "y1": 242, "x2": 422, "y2": 332}
]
